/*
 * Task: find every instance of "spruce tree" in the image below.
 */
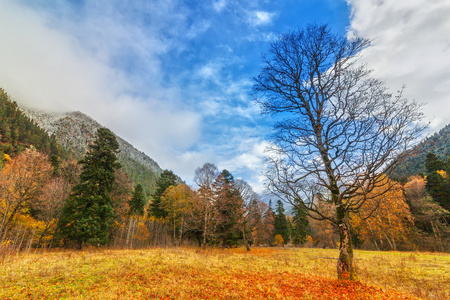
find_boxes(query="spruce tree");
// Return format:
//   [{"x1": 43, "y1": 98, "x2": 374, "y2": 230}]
[
  {"x1": 213, "y1": 170, "x2": 244, "y2": 247},
  {"x1": 425, "y1": 153, "x2": 446, "y2": 173},
  {"x1": 129, "y1": 184, "x2": 145, "y2": 216},
  {"x1": 291, "y1": 205, "x2": 309, "y2": 245},
  {"x1": 274, "y1": 200, "x2": 289, "y2": 245},
  {"x1": 59, "y1": 128, "x2": 120, "y2": 249},
  {"x1": 149, "y1": 170, "x2": 178, "y2": 218},
  {"x1": 425, "y1": 153, "x2": 450, "y2": 211}
]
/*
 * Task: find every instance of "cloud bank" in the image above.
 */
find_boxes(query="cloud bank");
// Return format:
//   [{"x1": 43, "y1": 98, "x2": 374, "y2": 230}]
[
  {"x1": 348, "y1": 0, "x2": 450, "y2": 130},
  {"x1": 0, "y1": 0, "x2": 273, "y2": 192}
]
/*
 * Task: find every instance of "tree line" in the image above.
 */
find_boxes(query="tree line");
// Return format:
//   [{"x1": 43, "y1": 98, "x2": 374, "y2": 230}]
[
  {"x1": 1, "y1": 125, "x2": 447, "y2": 254},
  {"x1": 0, "y1": 127, "x2": 309, "y2": 251}
]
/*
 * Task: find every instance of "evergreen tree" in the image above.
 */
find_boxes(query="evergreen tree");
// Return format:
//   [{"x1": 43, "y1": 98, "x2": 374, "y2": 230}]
[
  {"x1": 129, "y1": 184, "x2": 145, "y2": 216},
  {"x1": 425, "y1": 153, "x2": 450, "y2": 211},
  {"x1": 59, "y1": 128, "x2": 120, "y2": 249},
  {"x1": 425, "y1": 153, "x2": 446, "y2": 173},
  {"x1": 149, "y1": 170, "x2": 177, "y2": 218},
  {"x1": 213, "y1": 170, "x2": 244, "y2": 247},
  {"x1": 0, "y1": 88, "x2": 64, "y2": 158},
  {"x1": 274, "y1": 200, "x2": 289, "y2": 244},
  {"x1": 291, "y1": 205, "x2": 309, "y2": 245}
]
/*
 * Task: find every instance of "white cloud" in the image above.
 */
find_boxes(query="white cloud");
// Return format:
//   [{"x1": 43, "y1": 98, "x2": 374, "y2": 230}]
[
  {"x1": 221, "y1": 138, "x2": 270, "y2": 193},
  {"x1": 0, "y1": 0, "x2": 202, "y2": 170},
  {"x1": 247, "y1": 10, "x2": 276, "y2": 26},
  {"x1": 0, "y1": 0, "x2": 275, "y2": 195},
  {"x1": 348, "y1": 0, "x2": 450, "y2": 131},
  {"x1": 213, "y1": 0, "x2": 227, "y2": 12}
]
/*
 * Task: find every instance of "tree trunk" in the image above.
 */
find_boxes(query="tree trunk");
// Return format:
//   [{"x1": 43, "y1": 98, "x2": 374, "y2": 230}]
[
  {"x1": 179, "y1": 216, "x2": 184, "y2": 246},
  {"x1": 76, "y1": 238, "x2": 83, "y2": 250},
  {"x1": 173, "y1": 218, "x2": 176, "y2": 246},
  {"x1": 37, "y1": 222, "x2": 52, "y2": 248},
  {"x1": 202, "y1": 211, "x2": 208, "y2": 249},
  {"x1": 365, "y1": 219, "x2": 380, "y2": 250},
  {"x1": 336, "y1": 209, "x2": 356, "y2": 280},
  {"x1": 242, "y1": 224, "x2": 250, "y2": 251},
  {"x1": 386, "y1": 210, "x2": 397, "y2": 250},
  {"x1": 48, "y1": 225, "x2": 59, "y2": 250}
]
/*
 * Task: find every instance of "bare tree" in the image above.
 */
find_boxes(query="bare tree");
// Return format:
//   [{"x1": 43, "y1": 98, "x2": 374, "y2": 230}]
[
  {"x1": 194, "y1": 162, "x2": 219, "y2": 248},
  {"x1": 235, "y1": 179, "x2": 259, "y2": 251},
  {"x1": 253, "y1": 24, "x2": 425, "y2": 279},
  {"x1": 34, "y1": 177, "x2": 71, "y2": 247}
]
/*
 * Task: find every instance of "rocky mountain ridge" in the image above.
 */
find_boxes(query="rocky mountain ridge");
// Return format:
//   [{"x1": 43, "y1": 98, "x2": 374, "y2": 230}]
[{"x1": 20, "y1": 107, "x2": 163, "y2": 194}]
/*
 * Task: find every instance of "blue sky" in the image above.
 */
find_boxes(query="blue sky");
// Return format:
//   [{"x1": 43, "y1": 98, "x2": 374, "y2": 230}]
[{"x1": 1, "y1": 0, "x2": 449, "y2": 193}]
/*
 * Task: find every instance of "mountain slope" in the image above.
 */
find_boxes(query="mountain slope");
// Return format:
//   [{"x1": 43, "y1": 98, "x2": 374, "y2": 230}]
[
  {"x1": 0, "y1": 88, "x2": 63, "y2": 159},
  {"x1": 391, "y1": 124, "x2": 450, "y2": 180},
  {"x1": 21, "y1": 107, "x2": 163, "y2": 195}
]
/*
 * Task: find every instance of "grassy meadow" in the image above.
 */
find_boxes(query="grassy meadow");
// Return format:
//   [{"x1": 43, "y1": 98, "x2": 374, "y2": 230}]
[{"x1": 0, "y1": 247, "x2": 448, "y2": 299}]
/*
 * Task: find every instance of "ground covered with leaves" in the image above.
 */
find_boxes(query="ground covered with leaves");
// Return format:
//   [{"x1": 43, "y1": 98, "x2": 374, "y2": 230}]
[{"x1": 1, "y1": 247, "x2": 448, "y2": 299}]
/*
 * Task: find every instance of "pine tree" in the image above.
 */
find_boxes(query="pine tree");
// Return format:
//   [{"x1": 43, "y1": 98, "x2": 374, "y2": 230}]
[
  {"x1": 425, "y1": 153, "x2": 450, "y2": 211},
  {"x1": 292, "y1": 205, "x2": 309, "y2": 245},
  {"x1": 129, "y1": 184, "x2": 145, "y2": 216},
  {"x1": 213, "y1": 170, "x2": 244, "y2": 247},
  {"x1": 274, "y1": 200, "x2": 289, "y2": 245},
  {"x1": 149, "y1": 170, "x2": 178, "y2": 218},
  {"x1": 59, "y1": 128, "x2": 120, "y2": 249},
  {"x1": 425, "y1": 153, "x2": 446, "y2": 172}
]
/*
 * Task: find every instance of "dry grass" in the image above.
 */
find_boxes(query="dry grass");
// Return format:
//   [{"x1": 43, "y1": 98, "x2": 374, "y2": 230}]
[{"x1": 0, "y1": 247, "x2": 448, "y2": 299}]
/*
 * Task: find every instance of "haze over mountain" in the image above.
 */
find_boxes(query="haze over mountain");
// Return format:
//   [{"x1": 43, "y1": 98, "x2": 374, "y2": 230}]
[{"x1": 21, "y1": 106, "x2": 163, "y2": 195}]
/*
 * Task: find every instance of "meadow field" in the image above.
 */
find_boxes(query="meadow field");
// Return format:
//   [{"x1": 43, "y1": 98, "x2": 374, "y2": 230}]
[{"x1": 0, "y1": 247, "x2": 448, "y2": 299}]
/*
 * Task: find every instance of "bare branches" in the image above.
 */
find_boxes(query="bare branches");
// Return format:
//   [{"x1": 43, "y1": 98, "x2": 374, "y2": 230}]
[
  {"x1": 255, "y1": 24, "x2": 425, "y2": 215},
  {"x1": 254, "y1": 24, "x2": 426, "y2": 279}
]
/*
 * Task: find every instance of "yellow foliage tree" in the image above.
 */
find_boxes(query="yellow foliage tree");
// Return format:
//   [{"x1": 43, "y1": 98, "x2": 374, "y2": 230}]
[
  {"x1": 275, "y1": 234, "x2": 284, "y2": 246},
  {"x1": 350, "y1": 175, "x2": 413, "y2": 250},
  {"x1": 436, "y1": 170, "x2": 448, "y2": 179},
  {"x1": 161, "y1": 183, "x2": 195, "y2": 245}
]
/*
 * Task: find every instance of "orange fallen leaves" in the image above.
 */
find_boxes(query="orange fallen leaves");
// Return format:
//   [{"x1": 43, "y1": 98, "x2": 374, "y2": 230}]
[
  {"x1": 0, "y1": 248, "x2": 428, "y2": 300},
  {"x1": 109, "y1": 267, "x2": 416, "y2": 300}
]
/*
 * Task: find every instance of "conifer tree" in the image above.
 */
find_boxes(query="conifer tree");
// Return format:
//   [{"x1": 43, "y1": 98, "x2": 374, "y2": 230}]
[
  {"x1": 149, "y1": 170, "x2": 178, "y2": 218},
  {"x1": 291, "y1": 204, "x2": 309, "y2": 245},
  {"x1": 425, "y1": 153, "x2": 446, "y2": 173},
  {"x1": 425, "y1": 153, "x2": 450, "y2": 211},
  {"x1": 59, "y1": 128, "x2": 120, "y2": 249},
  {"x1": 274, "y1": 200, "x2": 289, "y2": 245},
  {"x1": 129, "y1": 184, "x2": 145, "y2": 216},
  {"x1": 213, "y1": 170, "x2": 244, "y2": 247}
]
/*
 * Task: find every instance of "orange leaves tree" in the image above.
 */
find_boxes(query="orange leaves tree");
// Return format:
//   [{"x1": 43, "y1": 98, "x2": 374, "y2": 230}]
[
  {"x1": 253, "y1": 24, "x2": 425, "y2": 279},
  {"x1": 33, "y1": 177, "x2": 72, "y2": 247},
  {"x1": 350, "y1": 175, "x2": 413, "y2": 250},
  {"x1": 0, "y1": 147, "x2": 52, "y2": 240}
]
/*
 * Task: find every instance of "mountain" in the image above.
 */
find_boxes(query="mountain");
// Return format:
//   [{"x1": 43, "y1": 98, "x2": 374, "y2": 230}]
[
  {"x1": 20, "y1": 107, "x2": 163, "y2": 196},
  {"x1": 391, "y1": 124, "x2": 450, "y2": 181},
  {"x1": 0, "y1": 88, "x2": 63, "y2": 160}
]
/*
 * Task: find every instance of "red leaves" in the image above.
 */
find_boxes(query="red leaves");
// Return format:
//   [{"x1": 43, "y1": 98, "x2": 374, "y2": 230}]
[{"x1": 109, "y1": 267, "x2": 416, "y2": 299}]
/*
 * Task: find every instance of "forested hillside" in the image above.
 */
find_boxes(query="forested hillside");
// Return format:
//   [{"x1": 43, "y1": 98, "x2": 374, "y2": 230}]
[
  {"x1": 0, "y1": 89, "x2": 63, "y2": 162},
  {"x1": 391, "y1": 124, "x2": 450, "y2": 181},
  {"x1": 21, "y1": 108, "x2": 162, "y2": 196}
]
